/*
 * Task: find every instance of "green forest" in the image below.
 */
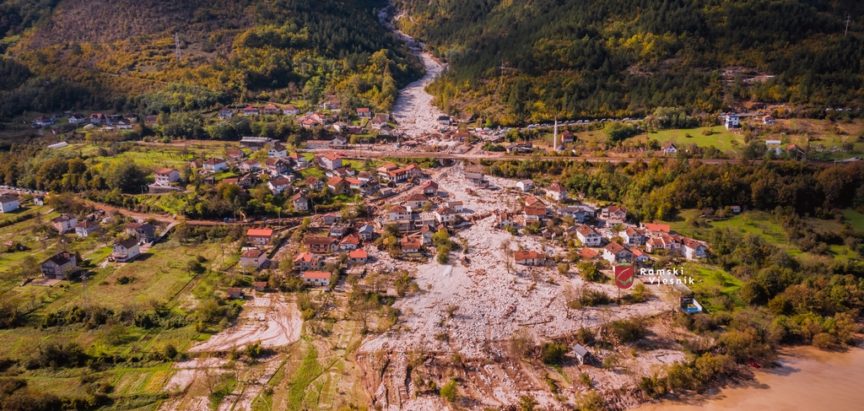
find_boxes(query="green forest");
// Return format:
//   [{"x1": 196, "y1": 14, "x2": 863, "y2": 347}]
[
  {"x1": 0, "y1": 0, "x2": 422, "y2": 121},
  {"x1": 395, "y1": 0, "x2": 864, "y2": 124}
]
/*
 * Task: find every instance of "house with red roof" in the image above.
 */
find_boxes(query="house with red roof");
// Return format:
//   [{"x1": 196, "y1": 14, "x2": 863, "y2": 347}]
[{"x1": 246, "y1": 227, "x2": 274, "y2": 246}]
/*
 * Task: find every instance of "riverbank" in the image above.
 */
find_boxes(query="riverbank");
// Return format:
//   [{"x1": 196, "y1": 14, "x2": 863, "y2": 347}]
[{"x1": 635, "y1": 344, "x2": 864, "y2": 410}]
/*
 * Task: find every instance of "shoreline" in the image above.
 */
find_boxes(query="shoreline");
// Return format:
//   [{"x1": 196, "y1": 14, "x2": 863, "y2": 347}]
[{"x1": 633, "y1": 344, "x2": 864, "y2": 410}]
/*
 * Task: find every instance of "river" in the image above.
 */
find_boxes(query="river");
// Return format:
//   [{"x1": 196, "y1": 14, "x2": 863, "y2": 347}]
[{"x1": 635, "y1": 345, "x2": 864, "y2": 411}]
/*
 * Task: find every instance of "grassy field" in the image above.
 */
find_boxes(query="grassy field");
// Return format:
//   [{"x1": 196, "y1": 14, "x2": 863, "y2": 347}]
[
  {"x1": 666, "y1": 209, "x2": 860, "y2": 262},
  {"x1": 843, "y1": 209, "x2": 864, "y2": 234},
  {"x1": 684, "y1": 263, "x2": 744, "y2": 312},
  {"x1": 634, "y1": 126, "x2": 744, "y2": 152}
]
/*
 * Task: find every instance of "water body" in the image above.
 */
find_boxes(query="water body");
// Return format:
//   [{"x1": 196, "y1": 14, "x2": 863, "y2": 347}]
[{"x1": 635, "y1": 346, "x2": 864, "y2": 411}]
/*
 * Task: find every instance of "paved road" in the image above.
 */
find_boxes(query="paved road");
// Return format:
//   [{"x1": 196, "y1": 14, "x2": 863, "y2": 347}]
[{"x1": 298, "y1": 148, "x2": 835, "y2": 165}]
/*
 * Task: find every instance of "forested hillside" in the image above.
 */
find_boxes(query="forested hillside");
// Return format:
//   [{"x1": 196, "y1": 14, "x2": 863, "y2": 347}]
[
  {"x1": 0, "y1": 0, "x2": 421, "y2": 120},
  {"x1": 395, "y1": 0, "x2": 864, "y2": 124}
]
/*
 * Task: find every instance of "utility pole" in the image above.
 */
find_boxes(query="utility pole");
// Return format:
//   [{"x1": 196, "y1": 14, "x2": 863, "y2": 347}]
[{"x1": 553, "y1": 117, "x2": 560, "y2": 152}]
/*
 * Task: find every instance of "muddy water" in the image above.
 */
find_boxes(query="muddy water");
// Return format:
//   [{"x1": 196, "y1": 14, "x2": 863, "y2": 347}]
[{"x1": 635, "y1": 346, "x2": 864, "y2": 411}]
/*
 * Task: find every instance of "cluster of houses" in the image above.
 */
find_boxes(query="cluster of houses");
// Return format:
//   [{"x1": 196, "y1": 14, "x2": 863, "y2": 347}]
[
  {"x1": 38, "y1": 215, "x2": 159, "y2": 280},
  {"x1": 497, "y1": 191, "x2": 709, "y2": 269},
  {"x1": 217, "y1": 100, "x2": 394, "y2": 134}
]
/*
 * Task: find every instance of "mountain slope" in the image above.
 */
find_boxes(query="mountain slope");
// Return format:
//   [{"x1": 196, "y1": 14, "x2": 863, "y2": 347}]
[
  {"x1": 395, "y1": 0, "x2": 864, "y2": 124},
  {"x1": 0, "y1": 0, "x2": 421, "y2": 120}
]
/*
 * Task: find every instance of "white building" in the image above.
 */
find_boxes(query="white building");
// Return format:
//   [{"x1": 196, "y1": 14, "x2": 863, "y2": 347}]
[
  {"x1": 0, "y1": 195, "x2": 20, "y2": 213},
  {"x1": 723, "y1": 114, "x2": 740, "y2": 129}
]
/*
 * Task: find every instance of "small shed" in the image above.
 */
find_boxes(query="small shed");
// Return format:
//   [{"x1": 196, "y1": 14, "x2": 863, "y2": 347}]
[{"x1": 571, "y1": 343, "x2": 590, "y2": 365}]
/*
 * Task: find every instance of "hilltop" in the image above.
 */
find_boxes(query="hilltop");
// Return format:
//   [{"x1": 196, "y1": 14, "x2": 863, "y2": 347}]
[
  {"x1": 394, "y1": 0, "x2": 864, "y2": 124},
  {"x1": 0, "y1": 0, "x2": 422, "y2": 120}
]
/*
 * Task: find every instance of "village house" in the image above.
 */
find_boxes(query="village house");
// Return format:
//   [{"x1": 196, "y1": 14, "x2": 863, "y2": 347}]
[
  {"x1": 218, "y1": 108, "x2": 234, "y2": 120},
  {"x1": 321, "y1": 213, "x2": 342, "y2": 225},
  {"x1": 75, "y1": 221, "x2": 100, "y2": 238},
  {"x1": 268, "y1": 142, "x2": 287, "y2": 158},
  {"x1": 560, "y1": 205, "x2": 595, "y2": 223},
  {"x1": 762, "y1": 115, "x2": 775, "y2": 125},
  {"x1": 283, "y1": 105, "x2": 300, "y2": 116},
  {"x1": 421, "y1": 180, "x2": 439, "y2": 196},
  {"x1": 293, "y1": 252, "x2": 322, "y2": 271},
  {"x1": 619, "y1": 227, "x2": 648, "y2": 246},
  {"x1": 642, "y1": 222, "x2": 671, "y2": 234},
  {"x1": 327, "y1": 177, "x2": 350, "y2": 195},
  {"x1": 227, "y1": 288, "x2": 245, "y2": 299},
  {"x1": 371, "y1": 113, "x2": 390, "y2": 129},
  {"x1": 262, "y1": 103, "x2": 281, "y2": 116},
  {"x1": 264, "y1": 158, "x2": 290, "y2": 176},
  {"x1": 516, "y1": 180, "x2": 534, "y2": 192},
  {"x1": 242, "y1": 106, "x2": 260, "y2": 116},
  {"x1": 339, "y1": 234, "x2": 360, "y2": 250},
  {"x1": 576, "y1": 225, "x2": 603, "y2": 247},
  {"x1": 302, "y1": 271, "x2": 332, "y2": 287},
  {"x1": 523, "y1": 206, "x2": 547, "y2": 225},
  {"x1": 240, "y1": 136, "x2": 272, "y2": 149},
  {"x1": 434, "y1": 207, "x2": 459, "y2": 225},
  {"x1": 571, "y1": 344, "x2": 590, "y2": 365},
  {"x1": 645, "y1": 233, "x2": 682, "y2": 254},
  {"x1": 602, "y1": 242, "x2": 633, "y2": 264},
  {"x1": 268, "y1": 176, "x2": 292, "y2": 195},
  {"x1": 403, "y1": 193, "x2": 429, "y2": 210},
  {"x1": 299, "y1": 113, "x2": 326, "y2": 129},
  {"x1": 356, "y1": 107, "x2": 372, "y2": 118},
  {"x1": 601, "y1": 205, "x2": 627, "y2": 225},
  {"x1": 329, "y1": 224, "x2": 348, "y2": 238},
  {"x1": 154, "y1": 168, "x2": 180, "y2": 187},
  {"x1": 253, "y1": 281, "x2": 268, "y2": 292},
  {"x1": 319, "y1": 152, "x2": 343, "y2": 170},
  {"x1": 724, "y1": 113, "x2": 740, "y2": 129},
  {"x1": 52, "y1": 215, "x2": 78, "y2": 234},
  {"x1": 357, "y1": 224, "x2": 375, "y2": 241},
  {"x1": 545, "y1": 182, "x2": 567, "y2": 202},
  {"x1": 348, "y1": 249, "x2": 368, "y2": 265},
  {"x1": 126, "y1": 222, "x2": 156, "y2": 243},
  {"x1": 246, "y1": 227, "x2": 274, "y2": 246},
  {"x1": 447, "y1": 201, "x2": 464, "y2": 213},
  {"x1": 437, "y1": 115, "x2": 452, "y2": 126},
  {"x1": 631, "y1": 248, "x2": 651, "y2": 264},
  {"x1": 68, "y1": 113, "x2": 87, "y2": 125},
  {"x1": 465, "y1": 168, "x2": 487, "y2": 187},
  {"x1": 239, "y1": 160, "x2": 261, "y2": 173},
  {"x1": 0, "y1": 195, "x2": 20, "y2": 213},
  {"x1": 386, "y1": 205, "x2": 411, "y2": 222},
  {"x1": 514, "y1": 250, "x2": 546, "y2": 266},
  {"x1": 41, "y1": 252, "x2": 78, "y2": 279},
  {"x1": 113, "y1": 238, "x2": 141, "y2": 262},
  {"x1": 400, "y1": 236, "x2": 423, "y2": 254},
  {"x1": 683, "y1": 238, "x2": 709, "y2": 260},
  {"x1": 202, "y1": 158, "x2": 228, "y2": 173},
  {"x1": 291, "y1": 193, "x2": 310, "y2": 212},
  {"x1": 291, "y1": 153, "x2": 310, "y2": 169},
  {"x1": 662, "y1": 142, "x2": 678, "y2": 155},
  {"x1": 305, "y1": 236, "x2": 338, "y2": 254},
  {"x1": 240, "y1": 248, "x2": 267, "y2": 270}
]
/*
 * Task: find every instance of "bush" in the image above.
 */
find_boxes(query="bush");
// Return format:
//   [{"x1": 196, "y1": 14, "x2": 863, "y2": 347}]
[
  {"x1": 610, "y1": 318, "x2": 647, "y2": 343},
  {"x1": 540, "y1": 342, "x2": 568, "y2": 365},
  {"x1": 439, "y1": 379, "x2": 457, "y2": 402}
]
